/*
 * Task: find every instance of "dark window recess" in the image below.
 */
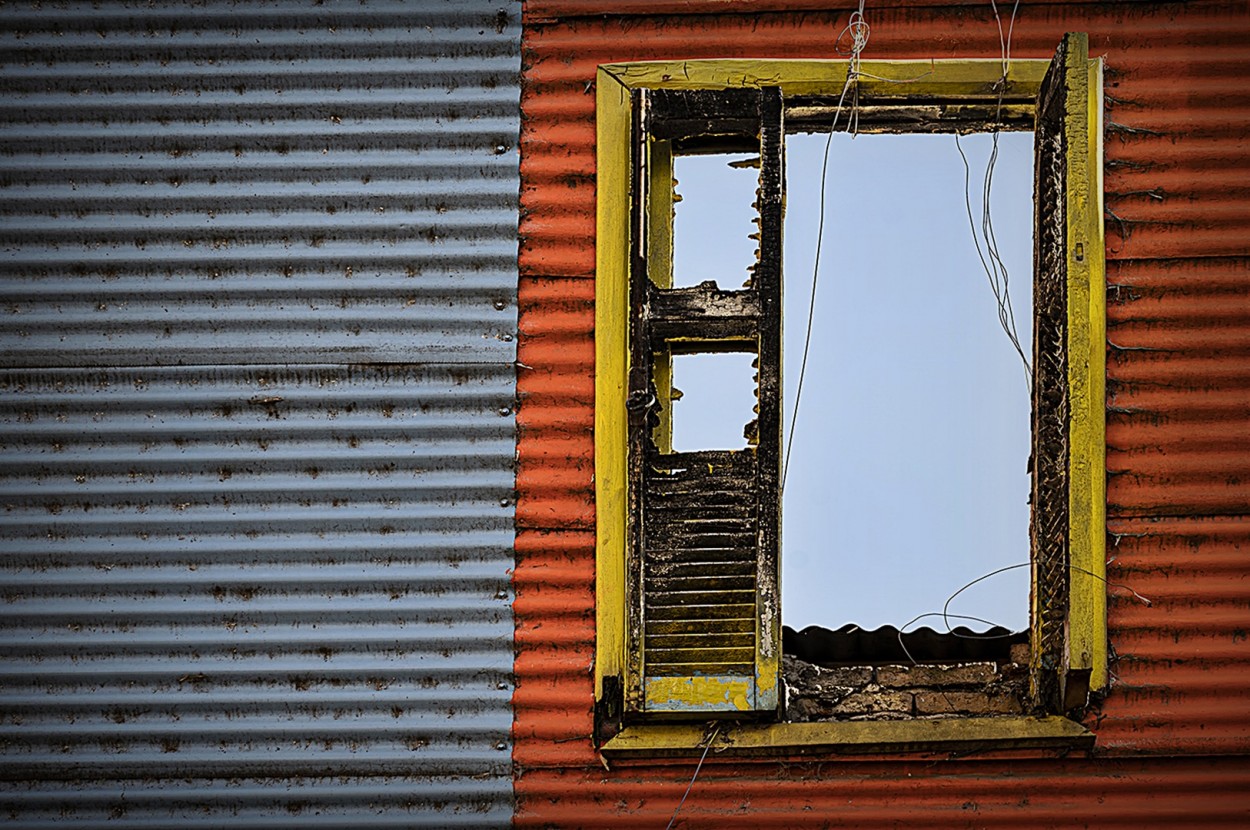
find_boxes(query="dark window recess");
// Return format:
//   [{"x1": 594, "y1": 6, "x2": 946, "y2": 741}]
[
  {"x1": 783, "y1": 624, "x2": 1029, "y2": 667},
  {"x1": 1031, "y1": 34, "x2": 1079, "y2": 714}
]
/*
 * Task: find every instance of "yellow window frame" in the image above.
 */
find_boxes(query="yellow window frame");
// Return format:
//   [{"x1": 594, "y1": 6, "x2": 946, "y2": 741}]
[{"x1": 595, "y1": 40, "x2": 1105, "y2": 751}]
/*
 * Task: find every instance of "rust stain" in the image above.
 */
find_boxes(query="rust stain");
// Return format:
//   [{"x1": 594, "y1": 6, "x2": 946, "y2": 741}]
[{"x1": 516, "y1": 1, "x2": 1250, "y2": 826}]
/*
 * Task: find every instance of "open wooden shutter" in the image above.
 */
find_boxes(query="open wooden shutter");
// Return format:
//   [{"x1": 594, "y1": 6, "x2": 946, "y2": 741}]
[
  {"x1": 624, "y1": 86, "x2": 783, "y2": 716},
  {"x1": 1031, "y1": 32, "x2": 1106, "y2": 713}
]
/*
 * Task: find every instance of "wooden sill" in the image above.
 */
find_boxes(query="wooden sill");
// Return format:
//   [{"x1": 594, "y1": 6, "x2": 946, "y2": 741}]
[{"x1": 600, "y1": 716, "x2": 1093, "y2": 760}]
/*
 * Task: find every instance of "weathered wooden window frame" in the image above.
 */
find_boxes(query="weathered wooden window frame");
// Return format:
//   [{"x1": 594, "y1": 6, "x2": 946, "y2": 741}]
[{"x1": 594, "y1": 38, "x2": 1106, "y2": 757}]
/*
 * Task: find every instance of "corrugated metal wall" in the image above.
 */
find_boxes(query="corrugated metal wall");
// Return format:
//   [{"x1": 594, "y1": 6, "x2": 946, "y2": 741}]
[
  {"x1": 0, "y1": 2, "x2": 520, "y2": 826},
  {"x1": 515, "y1": 0, "x2": 1250, "y2": 826}
]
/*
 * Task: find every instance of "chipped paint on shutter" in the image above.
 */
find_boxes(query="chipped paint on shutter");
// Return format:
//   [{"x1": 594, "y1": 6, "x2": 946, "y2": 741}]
[
  {"x1": 0, "y1": 2, "x2": 519, "y2": 826},
  {"x1": 623, "y1": 87, "x2": 784, "y2": 715}
]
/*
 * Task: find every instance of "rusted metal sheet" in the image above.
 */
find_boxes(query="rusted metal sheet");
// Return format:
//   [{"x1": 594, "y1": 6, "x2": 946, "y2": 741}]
[
  {"x1": 528, "y1": 0, "x2": 1147, "y2": 17},
  {"x1": 514, "y1": 758, "x2": 1250, "y2": 827},
  {"x1": 0, "y1": 1, "x2": 520, "y2": 826},
  {"x1": 515, "y1": 0, "x2": 1250, "y2": 826},
  {"x1": 0, "y1": 1, "x2": 520, "y2": 368}
]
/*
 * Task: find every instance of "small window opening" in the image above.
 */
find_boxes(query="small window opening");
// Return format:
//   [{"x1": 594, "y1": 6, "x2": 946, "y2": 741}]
[
  {"x1": 781, "y1": 131, "x2": 1034, "y2": 653},
  {"x1": 671, "y1": 153, "x2": 761, "y2": 288},
  {"x1": 668, "y1": 351, "x2": 759, "y2": 452}
]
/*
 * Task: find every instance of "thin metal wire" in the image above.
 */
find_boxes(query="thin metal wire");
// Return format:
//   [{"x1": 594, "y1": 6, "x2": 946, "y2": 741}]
[
  {"x1": 895, "y1": 610, "x2": 1020, "y2": 666},
  {"x1": 940, "y1": 561, "x2": 1032, "y2": 635},
  {"x1": 782, "y1": 1, "x2": 867, "y2": 489},
  {"x1": 664, "y1": 724, "x2": 720, "y2": 830},
  {"x1": 785, "y1": 0, "x2": 1030, "y2": 484},
  {"x1": 953, "y1": 0, "x2": 1031, "y2": 390},
  {"x1": 893, "y1": 559, "x2": 1151, "y2": 665},
  {"x1": 937, "y1": 559, "x2": 1151, "y2": 635},
  {"x1": 954, "y1": 131, "x2": 1030, "y2": 387}
]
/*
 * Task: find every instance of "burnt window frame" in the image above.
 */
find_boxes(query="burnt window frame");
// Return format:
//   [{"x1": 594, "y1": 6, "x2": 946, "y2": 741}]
[{"x1": 593, "y1": 37, "x2": 1106, "y2": 757}]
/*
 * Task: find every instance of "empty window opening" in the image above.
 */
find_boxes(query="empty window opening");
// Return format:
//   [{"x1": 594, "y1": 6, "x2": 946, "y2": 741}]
[
  {"x1": 781, "y1": 131, "x2": 1034, "y2": 642},
  {"x1": 667, "y1": 351, "x2": 760, "y2": 452},
  {"x1": 671, "y1": 153, "x2": 761, "y2": 288},
  {"x1": 599, "y1": 40, "x2": 1105, "y2": 731}
]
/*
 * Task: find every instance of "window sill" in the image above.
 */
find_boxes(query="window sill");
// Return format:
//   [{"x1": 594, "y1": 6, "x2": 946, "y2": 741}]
[{"x1": 600, "y1": 716, "x2": 1093, "y2": 760}]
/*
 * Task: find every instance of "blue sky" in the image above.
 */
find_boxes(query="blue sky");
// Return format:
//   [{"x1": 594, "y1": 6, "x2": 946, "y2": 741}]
[{"x1": 668, "y1": 129, "x2": 1036, "y2": 634}]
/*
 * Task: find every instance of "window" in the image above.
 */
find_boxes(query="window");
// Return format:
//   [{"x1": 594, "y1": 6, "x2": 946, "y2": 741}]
[{"x1": 594, "y1": 35, "x2": 1105, "y2": 753}]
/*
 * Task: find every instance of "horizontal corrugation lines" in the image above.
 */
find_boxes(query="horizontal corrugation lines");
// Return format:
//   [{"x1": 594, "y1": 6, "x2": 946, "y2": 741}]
[
  {"x1": 516, "y1": 757, "x2": 1250, "y2": 828},
  {"x1": 516, "y1": 1, "x2": 1250, "y2": 827},
  {"x1": 1097, "y1": 0, "x2": 1250, "y2": 763},
  {"x1": 1, "y1": 2, "x2": 520, "y2": 827},
  {"x1": 0, "y1": 366, "x2": 515, "y2": 782},
  {"x1": 0, "y1": 1, "x2": 520, "y2": 367},
  {"x1": 526, "y1": 0, "x2": 1167, "y2": 16}
]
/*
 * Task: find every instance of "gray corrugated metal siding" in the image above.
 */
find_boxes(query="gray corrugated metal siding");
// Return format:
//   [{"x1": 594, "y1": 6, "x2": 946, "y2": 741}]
[
  {"x1": 0, "y1": 1, "x2": 519, "y2": 826},
  {"x1": 0, "y1": 1, "x2": 519, "y2": 368}
]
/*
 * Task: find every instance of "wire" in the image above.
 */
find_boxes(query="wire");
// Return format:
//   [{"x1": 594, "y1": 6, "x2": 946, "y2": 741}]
[
  {"x1": 952, "y1": 0, "x2": 1031, "y2": 391},
  {"x1": 941, "y1": 561, "x2": 1031, "y2": 635},
  {"x1": 786, "y1": 0, "x2": 1029, "y2": 483},
  {"x1": 893, "y1": 558, "x2": 1151, "y2": 665},
  {"x1": 782, "y1": 2, "x2": 868, "y2": 490},
  {"x1": 665, "y1": 724, "x2": 720, "y2": 830},
  {"x1": 991, "y1": 0, "x2": 1021, "y2": 78},
  {"x1": 954, "y1": 133, "x2": 1031, "y2": 388},
  {"x1": 895, "y1": 610, "x2": 1021, "y2": 666}
]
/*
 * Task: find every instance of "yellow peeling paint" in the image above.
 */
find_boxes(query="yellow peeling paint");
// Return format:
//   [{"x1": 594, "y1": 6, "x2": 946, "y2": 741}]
[
  {"x1": 602, "y1": 716, "x2": 1094, "y2": 759},
  {"x1": 648, "y1": 139, "x2": 675, "y2": 453},
  {"x1": 645, "y1": 675, "x2": 755, "y2": 712},
  {"x1": 600, "y1": 58, "x2": 1048, "y2": 100},
  {"x1": 1065, "y1": 40, "x2": 1108, "y2": 692},
  {"x1": 594, "y1": 67, "x2": 630, "y2": 700},
  {"x1": 594, "y1": 45, "x2": 1107, "y2": 714}
]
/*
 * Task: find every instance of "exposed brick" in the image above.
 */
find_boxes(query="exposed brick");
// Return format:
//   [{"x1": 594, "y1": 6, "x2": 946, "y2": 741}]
[
  {"x1": 914, "y1": 690, "x2": 1023, "y2": 716},
  {"x1": 786, "y1": 694, "x2": 854, "y2": 721},
  {"x1": 783, "y1": 656, "x2": 872, "y2": 689},
  {"x1": 832, "y1": 688, "x2": 914, "y2": 716},
  {"x1": 785, "y1": 656, "x2": 883, "y2": 721},
  {"x1": 817, "y1": 666, "x2": 874, "y2": 686},
  {"x1": 876, "y1": 663, "x2": 997, "y2": 688}
]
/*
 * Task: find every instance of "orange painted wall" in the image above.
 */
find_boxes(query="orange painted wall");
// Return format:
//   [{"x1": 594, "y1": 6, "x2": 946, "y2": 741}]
[{"x1": 515, "y1": 1, "x2": 1250, "y2": 826}]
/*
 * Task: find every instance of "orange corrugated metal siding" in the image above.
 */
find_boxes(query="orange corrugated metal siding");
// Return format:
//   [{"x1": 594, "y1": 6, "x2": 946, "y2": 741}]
[{"x1": 516, "y1": 1, "x2": 1250, "y2": 826}]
